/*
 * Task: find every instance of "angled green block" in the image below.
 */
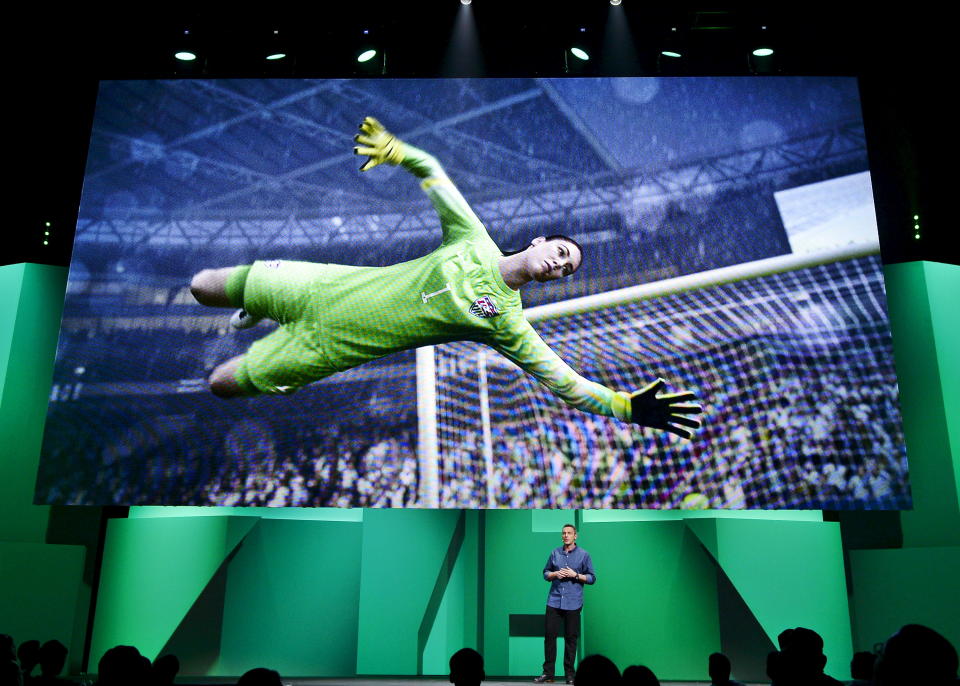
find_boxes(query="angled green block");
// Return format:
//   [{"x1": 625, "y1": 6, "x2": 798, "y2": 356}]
[
  {"x1": 91, "y1": 515, "x2": 256, "y2": 664},
  {"x1": 582, "y1": 520, "x2": 719, "y2": 679},
  {"x1": 216, "y1": 519, "x2": 362, "y2": 677},
  {"x1": 356, "y1": 509, "x2": 462, "y2": 675},
  {"x1": 686, "y1": 518, "x2": 851, "y2": 681}
]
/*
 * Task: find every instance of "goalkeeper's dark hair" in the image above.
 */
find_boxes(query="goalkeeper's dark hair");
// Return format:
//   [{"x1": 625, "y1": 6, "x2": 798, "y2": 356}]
[{"x1": 500, "y1": 234, "x2": 584, "y2": 273}]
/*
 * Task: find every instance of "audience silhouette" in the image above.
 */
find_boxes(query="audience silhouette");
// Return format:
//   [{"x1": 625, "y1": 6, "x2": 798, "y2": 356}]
[
  {"x1": 621, "y1": 663, "x2": 659, "y2": 686},
  {"x1": 2, "y1": 633, "x2": 22, "y2": 686},
  {"x1": 149, "y1": 653, "x2": 180, "y2": 686},
  {"x1": 873, "y1": 623, "x2": 959, "y2": 686},
  {"x1": 236, "y1": 666, "x2": 283, "y2": 686},
  {"x1": 573, "y1": 654, "x2": 620, "y2": 686},
  {"x1": 449, "y1": 647, "x2": 484, "y2": 686},
  {"x1": 777, "y1": 626, "x2": 843, "y2": 686},
  {"x1": 17, "y1": 639, "x2": 39, "y2": 684},
  {"x1": 849, "y1": 650, "x2": 875, "y2": 685},
  {"x1": 2, "y1": 623, "x2": 957, "y2": 685},
  {"x1": 32, "y1": 639, "x2": 71, "y2": 685},
  {"x1": 708, "y1": 652, "x2": 745, "y2": 686}
]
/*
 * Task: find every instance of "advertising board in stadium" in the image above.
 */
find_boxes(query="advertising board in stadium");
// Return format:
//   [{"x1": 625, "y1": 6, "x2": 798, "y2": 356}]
[{"x1": 36, "y1": 77, "x2": 910, "y2": 509}]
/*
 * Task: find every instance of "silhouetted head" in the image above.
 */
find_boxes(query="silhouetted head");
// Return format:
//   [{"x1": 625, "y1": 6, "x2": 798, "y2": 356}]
[
  {"x1": 151, "y1": 653, "x2": 180, "y2": 685},
  {"x1": 17, "y1": 640, "x2": 40, "y2": 674},
  {"x1": 622, "y1": 663, "x2": 659, "y2": 686},
  {"x1": 449, "y1": 647, "x2": 484, "y2": 686},
  {"x1": 1, "y1": 634, "x2": 16, "y2": 661},
  {"x1": 850, "y1": 651, "x2": 875, "y2": 681},
  {"x1": 237, "y1": 667, "x2": 283, "y2": 686},
  {"x1": 98, "y1": 645, "x2": 148, "y2": 686},
  {"x1": 708, "y1": 652, "x2": 731, "y2": 682},
  {"x1": 38, "y1": 640, "x2": 68, "y2": 677},
  {"x1": 575, "y1": 654, "x2": 621, "y2": 686},
  {"x1": 874, "y1": 624, "x2": 958, "y2": 686}
]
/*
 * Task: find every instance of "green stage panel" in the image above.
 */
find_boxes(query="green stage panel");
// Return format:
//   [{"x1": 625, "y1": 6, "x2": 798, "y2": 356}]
[
  {"x1": 0, "y1": 541, "x2": 85, "y2": 651},
  {"x1": 356, "y1": 509, "x2": 466, "y2": 675},
  {"x1": 581, "y1": 520, "x2": 720, "y2": 679},
  {"x1": 0, "y1": 264, "x2": 66, "y2": 543},
  {"x1": 849, "y1": 546, "x2": 960, "y2": 652},
  {"x1": 422, "y1": 510, "x2": 481, "y2": 676},
  {"x1": 90, "y1": 516, "x2": 255, "y2": 665},
  {"x1": 686, "y1": 518, "x2": 851, "y2": 682},
  {"x1": 883, "y1": 262, "x2": 960, "y2": 547},
  {"x1": 922, "y1": 262, "x2": 960, "y2": 509},
  {"x1": 483, "y1": 510, "x2": 578, "y2": 678},
  {"x1": 216, "y1": 519, "x2": 362, "y2": 677}
]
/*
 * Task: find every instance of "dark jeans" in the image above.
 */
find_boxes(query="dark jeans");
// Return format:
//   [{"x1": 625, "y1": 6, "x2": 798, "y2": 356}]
[{"x1": 543, "y1": 604, "x2": 581, "y2": 677}]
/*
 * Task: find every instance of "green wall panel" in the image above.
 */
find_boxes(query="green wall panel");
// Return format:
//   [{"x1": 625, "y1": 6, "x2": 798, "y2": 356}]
[
  {"x1": 883, "y1": 262, "x2": 960, "y2": 547},
  {"x1": 422, "y1": 510, "x2": 481, "y2": 676},
  {"x1": 849, "y1": 546, "x2": 960, "y2": 652},
  {"x1": 0, "y1": 541, "x2": 85, "y2": 650},
  {"x1": 0, "y1": 264, "x2": 66, "y2": 543},
  {"x1": 356, "y1": 509, "x2": 463, "y2": 675},
  {"x1": 216, "y1": 519, "x2": 361, "y2": 677},
  {"x1": 686, "y1": 518, "x2": 851, "y2": 682},
  {"x1": 483, "y1": 510, "x2": 565, "y2": 677},
  {"x1": 923, "y1": 262, "x2": 960, "y2": 507},
  {"x1": 91, "y1": 516, "x2": 254, "y2": 665},
  {"x1": 582, "y1": 521, "x2": 720, "y2": 679}
]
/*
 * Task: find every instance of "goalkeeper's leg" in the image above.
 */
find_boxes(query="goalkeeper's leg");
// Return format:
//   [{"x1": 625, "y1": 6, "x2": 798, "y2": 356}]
[
  {"x1": 190, "y1": 266, "x2": 245, "y2": 307},
  {"x1": 209, "y1": 354, "x2": 257, "y2": 398}
]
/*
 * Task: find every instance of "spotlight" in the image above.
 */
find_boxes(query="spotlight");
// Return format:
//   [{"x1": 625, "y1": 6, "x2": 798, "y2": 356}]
[
  {"x1": 461, "y1": 0, "x2": 472, "y2": 4},
  {"x1": 570, "y1": 47, "x2": 590, "y2": 61},
  {"x1": 752, "y1": 47, "x2": 774, "y2": 57},
  {"x1": 357, "y1": 49, "x2": 378, "y2": 63},
  {"x1": 171, "y1": 28, "x2": 204, "y2": 72},
  {"x1": 610, "y1": 0, "x2": 621, "y2": 4}
]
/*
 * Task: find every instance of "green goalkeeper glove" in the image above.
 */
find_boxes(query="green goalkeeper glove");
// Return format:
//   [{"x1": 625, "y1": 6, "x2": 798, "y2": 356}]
[
  {"x1": 353, "y1": 116, "x2": 405, "y2": 171},
  {"x1": 629, "y1": 378, "x2": 703, "y2": 440}
]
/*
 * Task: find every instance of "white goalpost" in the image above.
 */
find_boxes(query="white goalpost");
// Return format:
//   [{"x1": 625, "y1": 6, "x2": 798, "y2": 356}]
[{"x1": 417, "y1": 240, "x2": 905, "y2": 509}]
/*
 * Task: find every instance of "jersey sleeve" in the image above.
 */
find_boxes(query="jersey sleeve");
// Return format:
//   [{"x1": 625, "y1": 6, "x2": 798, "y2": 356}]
[
  {"x1": 400, "y1": 143, "x2": 487, "y2": 245},
  {"x1": 488, "y1": 315, "x2": 632, "y2": 421}
]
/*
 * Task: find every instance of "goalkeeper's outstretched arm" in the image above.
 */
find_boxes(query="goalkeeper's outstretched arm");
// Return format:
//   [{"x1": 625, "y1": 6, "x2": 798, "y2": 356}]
[
  {"x1": 492, "y1": 320, "x2": 703, "y2": 439},
  {"x1": 353, "y1": 116, "x2": 486, "y2": 243}
]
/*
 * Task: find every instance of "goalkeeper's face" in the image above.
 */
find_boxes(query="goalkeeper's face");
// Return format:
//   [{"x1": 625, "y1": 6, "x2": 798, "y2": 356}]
[{"x1": 527, "y1": 236, "x2": 582, "y2": 282}]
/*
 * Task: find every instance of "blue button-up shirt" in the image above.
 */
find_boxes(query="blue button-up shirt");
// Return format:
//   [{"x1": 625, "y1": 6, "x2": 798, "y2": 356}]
[{"x1": 543, "y1": 545, "x2": 596, "y2": 610}]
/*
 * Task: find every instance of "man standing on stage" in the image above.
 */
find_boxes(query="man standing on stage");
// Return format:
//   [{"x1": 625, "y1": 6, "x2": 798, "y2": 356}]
[{"x1": 535, "y1": 524, "x2": 595, "y2": 684}]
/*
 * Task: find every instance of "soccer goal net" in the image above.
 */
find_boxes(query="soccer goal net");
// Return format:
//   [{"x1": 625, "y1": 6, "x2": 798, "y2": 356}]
[{"x1": 417, "y1": 241, "x2": 909, "y2": 510}]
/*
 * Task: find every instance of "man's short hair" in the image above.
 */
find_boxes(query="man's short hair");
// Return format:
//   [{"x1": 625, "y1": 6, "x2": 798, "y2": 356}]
[{"x1": 562, "y1": 523, "x2": 577, "y2": 532}]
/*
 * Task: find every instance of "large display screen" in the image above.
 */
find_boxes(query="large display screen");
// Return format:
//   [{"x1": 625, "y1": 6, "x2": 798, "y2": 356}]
[{"x1": 36, "y1": 77, "x2": 910, "y2": 509}]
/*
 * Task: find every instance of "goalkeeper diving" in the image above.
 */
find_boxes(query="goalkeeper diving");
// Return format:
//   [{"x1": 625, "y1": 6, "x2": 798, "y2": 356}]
[{"x1": 190, "y1": 117, "x2": 702, "y2": 439}]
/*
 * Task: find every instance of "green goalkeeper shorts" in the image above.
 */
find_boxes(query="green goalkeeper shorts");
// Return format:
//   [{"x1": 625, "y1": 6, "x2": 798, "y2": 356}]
[{"x1": 235, "y1": 259, "x2": 339, "y2": 395}]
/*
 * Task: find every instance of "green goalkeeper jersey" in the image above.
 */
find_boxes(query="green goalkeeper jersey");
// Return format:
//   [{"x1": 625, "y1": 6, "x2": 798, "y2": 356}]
[{"x1": 285, "y1": 144, "x2": 630, "y2": 420}]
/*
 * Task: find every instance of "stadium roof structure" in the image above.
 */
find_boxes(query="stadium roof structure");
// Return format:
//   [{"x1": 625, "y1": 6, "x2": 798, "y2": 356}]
[{"x1": 77, "y1": 77, "x2": 867, "y2": 248}]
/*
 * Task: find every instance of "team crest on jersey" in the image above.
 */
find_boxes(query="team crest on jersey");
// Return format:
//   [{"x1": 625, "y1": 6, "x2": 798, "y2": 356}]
[{"x1": 469, "y1": 296, "x2": 500, "y2": 318}]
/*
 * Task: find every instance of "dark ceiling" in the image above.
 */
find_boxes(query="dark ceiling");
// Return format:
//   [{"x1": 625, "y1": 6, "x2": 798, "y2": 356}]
[{"x1": 7, "y1": 3, "x2": 951, "y2": 266}]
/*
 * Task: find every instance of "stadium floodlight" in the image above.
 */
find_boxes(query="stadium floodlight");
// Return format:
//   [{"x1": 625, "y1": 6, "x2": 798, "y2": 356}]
[
  {"x1": 357, "y1": 49, "x2": 377, "y2": 63},
  {"x1": 610, "y1": 0, "x2": 622, "y2": 5},
  {"x1": 570, "y1": 47, "x2": 590, "y2": 61},
  {"x1": 461, "y1": 0, "x2": 472, "y2": 4}
]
